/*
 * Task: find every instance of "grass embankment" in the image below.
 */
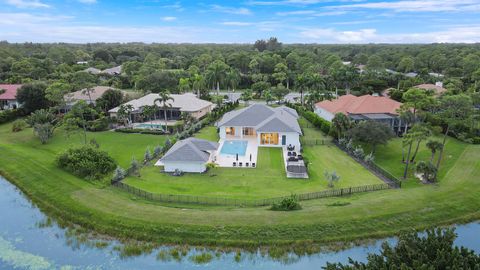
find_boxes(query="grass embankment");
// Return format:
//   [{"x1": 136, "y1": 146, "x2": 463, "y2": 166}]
[
  {"x1": 124, "y1": 119, "x2": 380, "y2": 199},
  {"x1": 0, "y1": 121, "x2": 479, "y2": 249}
]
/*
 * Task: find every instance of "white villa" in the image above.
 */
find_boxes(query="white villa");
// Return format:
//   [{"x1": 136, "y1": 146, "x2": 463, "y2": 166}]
[
  {"x1": 154, "y1": 104, "x2": 307, "y2": 178},
  {"x1": 217, "y1": 104, "x2": 302, "y2": 148}
]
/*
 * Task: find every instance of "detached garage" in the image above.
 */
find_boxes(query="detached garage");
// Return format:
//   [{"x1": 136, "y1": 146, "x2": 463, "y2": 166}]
[{"x1": 155, "y1": 138, "x2": 218, "y2": 173}]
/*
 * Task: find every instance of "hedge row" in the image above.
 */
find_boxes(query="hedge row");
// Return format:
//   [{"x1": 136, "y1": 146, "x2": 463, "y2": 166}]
[
  {"x1": 0, "y1": 109, "x2": 25, "y2": 124},
  {"x1": 288, "y1": 104, "x2": 331, "y2": 134},
  {"x1": 115, "y1": 128, "x2": 166, "y2": 135}
]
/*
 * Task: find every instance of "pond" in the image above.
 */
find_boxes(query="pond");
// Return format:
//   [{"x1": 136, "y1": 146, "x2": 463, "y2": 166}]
[{"x1": 0, "y1": 175, "x2": 479, "y2": 270}]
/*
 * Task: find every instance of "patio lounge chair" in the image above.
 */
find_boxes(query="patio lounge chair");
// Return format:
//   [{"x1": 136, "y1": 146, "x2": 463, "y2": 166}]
[
  {"x1": 252, "y1": 163, "x2": 256, "y2": 167},
  {"x1": 297, "y1": 155, "x2": 303, "y2": 160},
  {"x1": 288, "y1": 157, "x2": 298, "y2": 162},
  {"x1": 233, "y1": 162, "x2": 236, "y2": 167},
  {"x1": 246, "y1": 162, "x2": 249, "y2": 167},
  {"x1": 239, "y1": 162, "x2": 243, "y2": 167}
]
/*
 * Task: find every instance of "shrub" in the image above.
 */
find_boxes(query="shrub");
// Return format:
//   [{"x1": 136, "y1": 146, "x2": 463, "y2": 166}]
[
  {"x1": 0, "y1": 109, "x2": 25, "y2": 124},
  {"x1": 270, "y1": 195, "x2": 302, "y2": 211},
  {"x1": 324, "y1": 170, "x2": 341, "y2": 188},
  {"x1": 144, "y1": 148, "x2": 152, "y2": 163},
  {"x1": 57, "y1": 146, "x2": 116, "y2": 180},
  {"x1": 353, "y1": 146, "x2": 365, "y2": 159},
  {"x1": 129, "y1": 158, "x2": 141, "y2": 177},
  {"x1": 11, "y1": 119, "x2": 27, "y2": 132},
  {"x1": 87, "y1": 116, "x2": 109, "y2": 131},
  {"x1": 112, "y1": 166, "x2": 126, "y2": 183},
  {"x1": 153, "y1": 145, "x2": 162, "y2": 157},
  {"x1": 364, "y1": 152, "x2": 375, "y2": 163}
]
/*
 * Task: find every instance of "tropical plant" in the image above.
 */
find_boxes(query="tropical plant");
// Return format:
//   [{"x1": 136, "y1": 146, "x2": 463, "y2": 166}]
[
  {"x1": 240, "y1": 89, "x2": 253, "y2": 105},
  {"x1": 129, "y1": 157, "x2": 141, "y2": 177},
  {"x1": 225, "y1": 69, "x2": 240, "y2": 92},
  {"x1": 270, "y1": 194, "x2": 302, "y2": 211},
  {"x1": 330, "y1": 113, "x2": 352, "y2": 140},
  {"x1": 325, "y1": 228, "x2": 480, "y2": 270},
  {"x1": 324, "y1": 170, "x2": 341, "y2": 188},
  {"x1": 112, "y1": 166, "x2": 126, "y2": 183},
  {"x1": 426, "y1": 140, "x2": 443, "y2": 163},
  {"x1": 117, "y1": 104, "x2": 134, "y2": 127},
  {"x1": 57, "y1": 146, "x2": 116, "y2": 180},
  {"x1": 205, "y1": 60, "x2": 228, "y2": 95},
  {"x1": 154, "y1": 91, "x2": 174, "y2": 131},
  {"x1": 26, "y1": 109, "x2": 58, "y2": 144},
  {"x1": 416, "y1": 161, "x2": 438, "y2": 182},
  {"x1": 347, "y1": 121, "x2": 394, "y2": 153}
]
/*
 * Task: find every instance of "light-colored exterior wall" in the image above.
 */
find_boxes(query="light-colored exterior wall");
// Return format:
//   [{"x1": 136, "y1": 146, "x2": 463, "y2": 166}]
[
  {"x1": 219, "y1": 126, "x2": 300, "y2": 148},
  {"x1": 256, "y1": 132, "x2": 300, "y2": 148},
  {"x1": 163, "y1": 161, "x2": 206, "y2": 173},
  {"x1": 189, "y1": 104, "x2": 213, "y2": 119},
  {"x1": 314, "y1": 107, "x2": 335, "y2": 122},
  {"x1": 0, "y1": 100, "x2": 20, "y2": 110}
]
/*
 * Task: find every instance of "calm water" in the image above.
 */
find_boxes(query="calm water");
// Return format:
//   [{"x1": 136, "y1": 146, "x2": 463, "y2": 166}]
[{"x1": 0, "y1": 176, "x2": 479, "y2": 270}]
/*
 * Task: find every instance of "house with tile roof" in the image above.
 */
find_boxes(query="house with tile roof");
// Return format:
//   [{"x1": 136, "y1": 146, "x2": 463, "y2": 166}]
[
  {"x1": 414, "y1": 82, "x2": 447, "y2": 97},
  {"x1": 217, "y1": 104, "x2": 302, "y2": 148},
  {"x1": 109, "y1": 93, "x2": 213, "y2": 123},
  {"x1": 315, "y1": 94, "x2": 407, "y2": 134},
  {"x1": 155, "y1": 138, "x2": 219, "y2": 173},
  {"x1": 0, "y1": 84, "x2": 22, "y2": 110},
  {"x1": 64, "y1": 86, "x2": 118, "y2": 107}
]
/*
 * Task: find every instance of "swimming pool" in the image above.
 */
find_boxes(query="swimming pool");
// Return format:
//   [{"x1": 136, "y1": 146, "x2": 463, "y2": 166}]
[
  {"x1": 135, "y1": 123, "x2": 164, "y2": 130},
  {"x1": 220, "y1": 140, "x2": 248, "y2": 156}
]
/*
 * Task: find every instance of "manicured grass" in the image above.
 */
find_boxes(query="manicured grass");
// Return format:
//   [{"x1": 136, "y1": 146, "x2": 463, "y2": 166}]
[
  {"x1": 124, "y1": 145, "x2": 381, "y2": 199},
  {"x1": 124, "y1": 119, "x2": 381, "y2": 199},
  {"x1": 193, "y1": 126, "x2": 219, "y2": 141},
  {"x1": 365, "y1": 136, "x2": 467, "y2": 185},
  {"x1": 0, "y1": 119, "x2": 479, "y2": 249}
]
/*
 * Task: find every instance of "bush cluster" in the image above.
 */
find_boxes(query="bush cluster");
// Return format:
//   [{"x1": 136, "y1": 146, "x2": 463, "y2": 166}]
[
  {"x1": 0, "y1": 109, "x2": 24, "y2": 124},
  {"x1": 288, "y1": 104, "x2": 331, "y2": 134},
  {"x1": 270, "y1": 195, "x2": 302, "y2": 211},
  {"x1": 11, "y1": 119, "x2": 27, "y2": 132},
  {"x1": 57, "y1": 146, "x2": 117, "y2": 180},
  {"x1": 115, "y1": 128, "x2": 166, "y2": 135}
]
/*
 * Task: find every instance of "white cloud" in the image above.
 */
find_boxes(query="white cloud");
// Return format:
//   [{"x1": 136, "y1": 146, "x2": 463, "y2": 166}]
[
  {"x1": 210, "y1": 4, "x2": 252, "y2": 15},
  {"x1": 221, "y1": 21, "x2": 253, "y2": 26},
  {"x1": 276, "y1": 10, "x2": 316, "y2": 16},
  {"x1": 161, "y1": 16, "x2": 177, "y2": 21},
  {"x1": 0, "y1": 13, "x2": 72, "y2": 25},
  {"x1": 5, "y1": 0, "x2": 49, "y2": 8},
  {"x1": 78, "y1": 0, "x2": 97, "y2": 4},
  {"x1": 332, "y1": 0, "x2": 480, "y2": 12},
  {"x1": 298, "y1": 25, "x2": 480, "y2": 43},
  {"x1": 162, "y1": 1, "x2": 184, "y2": 12}
]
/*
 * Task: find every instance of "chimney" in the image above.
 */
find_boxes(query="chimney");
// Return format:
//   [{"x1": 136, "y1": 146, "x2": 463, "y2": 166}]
[{"x1": 435, "y1": 81, "x2": 443, "y2": 87}]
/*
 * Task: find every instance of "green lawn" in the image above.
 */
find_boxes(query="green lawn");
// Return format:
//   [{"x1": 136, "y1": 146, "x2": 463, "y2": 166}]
[
  {"x1": 124, "y1": 119, "x2": 381, "y2": 199},
  {"x1": 371, "y1": 137, "x2": 467, "y2": 184},
  {"x1": 0, "y1": 119, "x2": 479, "y2": 248}
]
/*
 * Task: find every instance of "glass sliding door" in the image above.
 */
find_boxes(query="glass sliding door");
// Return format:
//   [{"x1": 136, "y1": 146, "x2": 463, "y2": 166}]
[{"x1": 260, "y1": 133, "x2": 279, "y2": 145}]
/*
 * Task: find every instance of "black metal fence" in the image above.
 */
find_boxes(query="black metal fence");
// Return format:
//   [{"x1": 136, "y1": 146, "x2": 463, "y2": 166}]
[
  {"x1": 334, "y1": 141, "x2": 402, "y2": 188},
  {"x1": 112, "y1": 181, "x2": 392, "y2": 207}
]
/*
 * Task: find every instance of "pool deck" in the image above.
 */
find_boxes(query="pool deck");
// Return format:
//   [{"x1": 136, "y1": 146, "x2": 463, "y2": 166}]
[{"x1": 215, "y1": 136, "x2": 258, "y2": 168}]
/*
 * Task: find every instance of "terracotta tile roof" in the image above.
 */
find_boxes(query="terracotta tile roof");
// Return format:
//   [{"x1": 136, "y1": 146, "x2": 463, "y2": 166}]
[
  {"x1": 0, "y1": 84, "x2": 22, "y2": 100},
  {"x1": 315, "y1": 94, "x2": 402, "y2": 115},
  {"x1": 414, "y1": 84, "x2": 447, "y2": 95},
  {"x1": 65, "y1": 86, "x2": 115, "y2": 103}
]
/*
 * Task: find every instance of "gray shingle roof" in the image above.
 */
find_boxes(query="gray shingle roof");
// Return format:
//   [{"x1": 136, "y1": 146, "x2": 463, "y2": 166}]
[
  {"x1": 160, "y1": 138, "x2": 218, "y2": 163},
  {"x1": 217, "y1": 104, "x2": 301, "y2": 134}
]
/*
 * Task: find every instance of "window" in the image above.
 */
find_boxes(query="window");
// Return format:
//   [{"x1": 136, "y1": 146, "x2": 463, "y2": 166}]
[
  {"x1": 242, "y1": 127, "x2": 255, "y2": 136},
  {"x1": 226, "y1": 127, "x2": 235, "y2": 135}
]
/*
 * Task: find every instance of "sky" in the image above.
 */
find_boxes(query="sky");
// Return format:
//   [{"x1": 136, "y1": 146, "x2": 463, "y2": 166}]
[{"x1": 1, "y1": 0, "x2": 480, "y2": 44}]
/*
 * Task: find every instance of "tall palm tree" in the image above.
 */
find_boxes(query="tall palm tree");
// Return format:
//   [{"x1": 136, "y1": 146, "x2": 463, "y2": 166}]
[
  {"x1": 426, "y1": 140, "x2": 443, "y2": 163},
  {"x1": 295, "y1": 74, "x2": 309, "y2": 106},
  {"x1": 154, "y1": 92, "x2": 174, "y2": 132},
  {"x1": 117, "y1": 104, "x2": 134, "y2": 127},
  {"x1": 178, "y1": 77, "x2": 191, "y2": 93},
  {"x1": 205, "y1": 60, "x2": 228, "y2": 96},
  {"x1": 226, "y1": 69, "x2": 240, "y2": 92},
  {"x1": 192, "y1": 74, "x2": 205, "y2": 98},
  {"x1": 141, "y1": 105, "x2": 156, "y2": 125}
]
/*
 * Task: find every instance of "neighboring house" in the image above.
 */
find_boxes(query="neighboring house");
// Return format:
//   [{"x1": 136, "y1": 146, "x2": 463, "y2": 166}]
[
  {"x1": 102, "y1": 66, "x2": 122, "y2": 76},
  {"x1": 283, "y1": 92, "x2": 302, "y2": 104},
  {"x1": 84, "y1": 67, "x2": 101, "y2": 75},
  {"x1": 0, "y1": 84, "x2": 22, "y2": 110},
  {"x1": 64, "y1": 86, "x2": 115, "y2": 108},
  {"x1": 315, "y1": 94, "x2": 407, "y2": 134},
  {"x1": 109, "y1": 93, "x2": 213, "y2": 122},
  {"x1": 404, "y1": 72, "x2": 418, "y2": 78},
  {"x1": 155, "y1": 138, "x2": 219, "y2": 173},
  {"x1": 414, "y1": 82, "x2": 447, "y2": 96},
  {"x1": 217, "y1": 104, "x2": 302, "y2": 147}
]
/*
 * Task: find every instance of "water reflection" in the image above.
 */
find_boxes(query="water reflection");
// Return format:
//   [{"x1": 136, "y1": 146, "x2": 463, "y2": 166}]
[{"x1": 0, "y1": 176, "x2": 478, "y2": 270}]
